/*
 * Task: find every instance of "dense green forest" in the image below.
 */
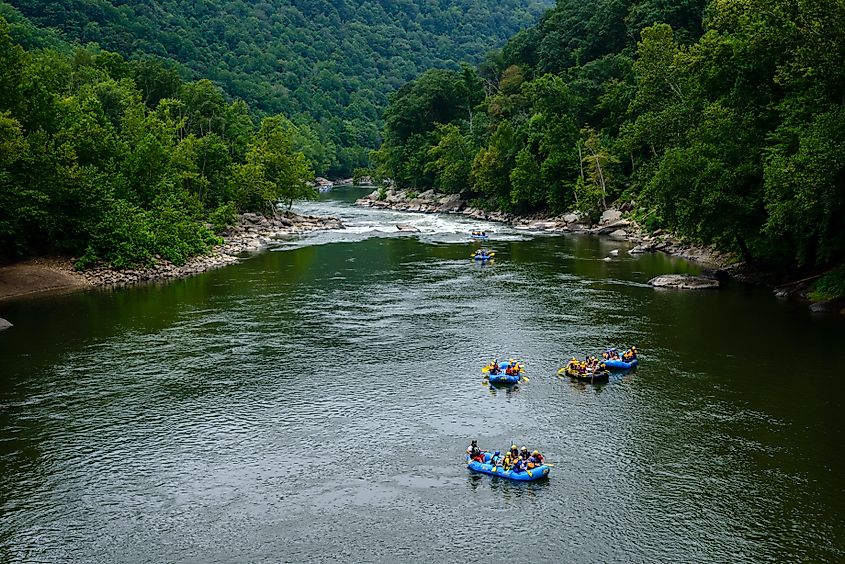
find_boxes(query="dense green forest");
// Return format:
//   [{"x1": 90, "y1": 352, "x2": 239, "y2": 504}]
[
  {"x1": 377, "y1": 0, "x2": 845, "y2": 277},
  {"x1": 0, "y1": 0, "x2": 551, "y2": 176},
  {"x1": 0, "y1": 17, "x2": 314, "y2": 268}
]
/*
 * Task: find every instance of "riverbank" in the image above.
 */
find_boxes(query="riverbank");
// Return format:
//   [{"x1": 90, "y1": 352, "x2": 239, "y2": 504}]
[
  {"x1": 0, "y1": 212, "x2": 343, "y2": 301},
  {"x1": 355, "y1": 188, "x2": 845, "y2": 314},
  {"x1": 356, "y1": 188, "x2": 729, "y2": 267}
]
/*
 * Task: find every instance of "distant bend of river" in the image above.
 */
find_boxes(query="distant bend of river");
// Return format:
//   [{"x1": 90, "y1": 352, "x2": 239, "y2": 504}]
[{"x1": 1, "y1": 187, "x2": 844, "y2": 562}]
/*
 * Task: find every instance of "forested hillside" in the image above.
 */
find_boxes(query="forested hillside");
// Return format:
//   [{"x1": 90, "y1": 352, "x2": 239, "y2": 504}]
[
  {"x1": 0, "y1": 17, "x2": 316, "y2": 268},
  {"x1": 377, "y1": 0, "x2": 845, "y2": 283},
  {"x1": 1, "y1": 0, "x2": 551, "y2": 176}
]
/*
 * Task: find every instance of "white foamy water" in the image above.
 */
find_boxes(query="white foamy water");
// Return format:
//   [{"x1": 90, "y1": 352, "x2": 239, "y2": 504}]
[{"x1": 278, "y1": 196, "x2": 531, "y2": 250}]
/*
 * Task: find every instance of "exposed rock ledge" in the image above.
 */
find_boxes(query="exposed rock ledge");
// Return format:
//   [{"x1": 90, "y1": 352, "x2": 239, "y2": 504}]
[{"x1": 648, "y1": 274, "x2": 720, "y2": 290}]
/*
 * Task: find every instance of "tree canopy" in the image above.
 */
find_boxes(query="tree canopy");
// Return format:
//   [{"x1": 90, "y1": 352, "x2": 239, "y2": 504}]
[
  {"x1": 378, "y1": 0, "x2": 845, "y2": 270},
  {"x1": 1, "y1": 0, "x2": 551, "y2": 177}
]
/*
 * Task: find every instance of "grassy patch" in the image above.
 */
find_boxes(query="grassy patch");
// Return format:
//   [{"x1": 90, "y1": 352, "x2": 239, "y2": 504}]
[{"x1": 808, "y1": 266, "x2": 845, "y2": 301}]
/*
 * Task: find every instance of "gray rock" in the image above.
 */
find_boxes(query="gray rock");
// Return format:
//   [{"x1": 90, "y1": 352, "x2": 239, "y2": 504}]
[
  {"x1": 592, "y1": 219, "x2": 631, "y2": 235},
  {"x1": 396, "y1": 223, "x2": 421, "y2": 233},
  {"x1": 609, "y1": 229, "x2": 628, "y2": 240},
  {"x1": 563, "y1": 213, "x2": 580, "y2": 223},
  {"x1": 809, "y1": 297, "x2": 845, "y2": 313},
  {"x1": 600, "y1": 209, "x2": 622, "y2": 225},
  {"x1": 629, "y1": 244, "x2": 654, "y2": 254},
  {"x1": 609, "y1": 249, "x2": 620, "y2": 256},
  {"x1": 0, "y1": 318, "x2": 13, "y2": 331},
  {"x1": 438, "y1": 193, "x2": 464, "y2": 212},
  {"x1": 649, "y1": 274, "x2": 720, "y2": 290}
]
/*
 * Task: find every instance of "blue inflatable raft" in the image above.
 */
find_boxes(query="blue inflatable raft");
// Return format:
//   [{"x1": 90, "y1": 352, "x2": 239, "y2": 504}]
[
  {"x1": 603, "y1": 357, "x2": 638, "y2": 370},
  {"x1": 488, "y1": 372, "x2": 520, "y2": 385},
  {"x1": 467, "y1": 453, "x2": 550, "y2": 481},
  {"x1": 470, "y1": 233, "x2": 490, "y2": 240},
  {"x1": 472, "y1": 252, "x2": 495, "y2": 261},
  {"x1": 486, "y1": 361, "x2": 523, "y2": 385}
]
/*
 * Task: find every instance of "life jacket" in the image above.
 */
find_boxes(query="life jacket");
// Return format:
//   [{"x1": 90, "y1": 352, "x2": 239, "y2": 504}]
[{"x1": 520, "y1": 449, "x2": 530, "y2": 460}]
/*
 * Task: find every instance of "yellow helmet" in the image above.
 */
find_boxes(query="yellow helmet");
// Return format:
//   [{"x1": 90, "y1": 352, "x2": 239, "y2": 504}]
[
  {"x1": 511, "y1": 444, "x2": 517, "y2": 449},
  {"x1": 532, "y1": 450, "x2": 539, "y2": 455}
]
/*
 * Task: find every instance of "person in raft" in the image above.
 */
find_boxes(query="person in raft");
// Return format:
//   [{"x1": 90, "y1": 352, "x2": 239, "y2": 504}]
[
  {"x1": 490, "y1": 451, "x2": 503, "y2": 467},
  {"x1": 528, "y1": 450, "x2": 544, "y2": 468},
  {"x1": 486, "y1": 359, "x2": 501, "y2": 375},
  {"x1": 467, "y1": 440, "x2": 486, "y2": 463},
  {"x1": 502, "y1": 451, "x2": 513, "y2": 470}
]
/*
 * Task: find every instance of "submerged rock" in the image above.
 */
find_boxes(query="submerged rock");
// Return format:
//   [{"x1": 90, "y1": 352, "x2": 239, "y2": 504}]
[
  {"x1": 648, "y1": 274, "x2": 720, "y2": 290},
  {"x1": 0, "y1": 318, "x2": 12, "y2": 331},
  {"x1": 396, "y1": 223, "x2": 420, "y2": 233}
]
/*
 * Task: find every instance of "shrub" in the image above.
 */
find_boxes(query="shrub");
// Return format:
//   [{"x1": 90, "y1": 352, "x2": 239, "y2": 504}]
[
  {"x1": 809, "y1": 266, "x2": 845, "y2": 301},
  {"x1": 75, "y1": 199, "x2": 154, "y2": 270},
  {"x1": 209, "y1": 202, "x2": 237, "y2": 233}
]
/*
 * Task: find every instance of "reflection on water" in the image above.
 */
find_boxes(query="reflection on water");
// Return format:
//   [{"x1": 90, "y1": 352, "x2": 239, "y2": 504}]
[{"x1": 1, "y1": 188, "x2": 844, "y2": 562}]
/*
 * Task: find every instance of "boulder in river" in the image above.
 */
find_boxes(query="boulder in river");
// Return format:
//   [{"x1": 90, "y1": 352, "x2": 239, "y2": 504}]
[
  {"x1": 809, "y1": 297, "x2": 845, "y2": 314},
  {"x1": 648, "y1": 274, "x2": 720, "y2": 290},
  {"x1": 0, "y1": 318, "x2": 12, "y2": 331},
  {"x1": 396, "y1": 223, "x2": 421, "y2": 233}
]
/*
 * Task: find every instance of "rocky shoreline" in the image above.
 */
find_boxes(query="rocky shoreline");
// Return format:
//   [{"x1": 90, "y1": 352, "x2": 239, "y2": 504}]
[
  {"x1": 80, "y1": 212, "x2": 344, "y2": 287},
  {"x1": 356, "y1": 188, "x2": 728, "y2": 267},
  {"x1": 0, "y1": 212, "x2": 343, "y2": 300},
  {"x1": 356, "y1": 188, "x2": 845, "y2": 315}
]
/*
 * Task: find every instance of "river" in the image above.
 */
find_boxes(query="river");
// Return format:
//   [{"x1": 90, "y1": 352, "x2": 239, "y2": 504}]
[{"x1": 1, "y1": 187, "x2": 844, "y2": 562}]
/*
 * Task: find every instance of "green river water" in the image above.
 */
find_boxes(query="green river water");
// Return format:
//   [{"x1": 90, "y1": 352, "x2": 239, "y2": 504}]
[{"x1": 1, "y1": 187, "x2": 844, "y2": 562}]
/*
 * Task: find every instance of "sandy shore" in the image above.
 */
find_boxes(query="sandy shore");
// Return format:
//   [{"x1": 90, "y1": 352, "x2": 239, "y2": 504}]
[{"x1": 0, "y1": 212, "x2": 343, "y2": 302}]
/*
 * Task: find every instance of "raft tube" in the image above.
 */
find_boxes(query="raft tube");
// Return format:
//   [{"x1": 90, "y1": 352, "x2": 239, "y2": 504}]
[
  {"x1": 467, "y1": 453, "x2": 550, "y2": 482},
  {"x1": 563, "y1": 366, "x2": 609, "y2": 383},
  {"x1": 472, "y1": 252, "x2": 495, "y2": 261},
  {"x1": 603, "y1": 358, "x2": 638, "y2": 370},
  {"x1": 488, "y1": 372, "x2": 520, "y2": 385}
]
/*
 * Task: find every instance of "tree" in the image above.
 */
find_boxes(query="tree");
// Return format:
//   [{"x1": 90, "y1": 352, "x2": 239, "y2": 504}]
[
  {"x1": 425, "y1": 123, "x2": 473, "y2": 194},
  {"x1": 246, "y1": 116, "x2": 315, "y2": 212}
]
